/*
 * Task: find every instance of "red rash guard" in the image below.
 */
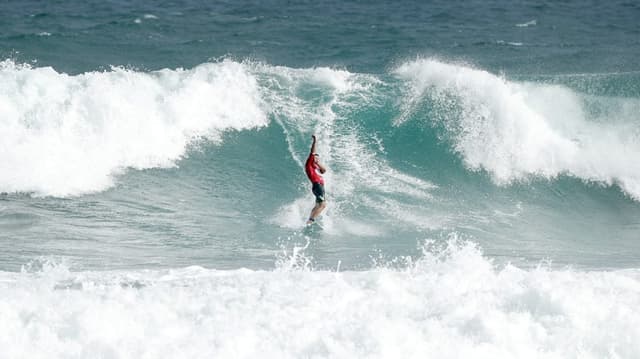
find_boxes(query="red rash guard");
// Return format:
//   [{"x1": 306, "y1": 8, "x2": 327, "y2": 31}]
[{"x1": 305, "y1": 154, "x2": 324, "y2": 184}]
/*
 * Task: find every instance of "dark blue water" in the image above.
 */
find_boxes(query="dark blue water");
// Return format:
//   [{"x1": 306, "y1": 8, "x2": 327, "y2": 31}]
[{"x1": 3, "y1": 0, "x2": 639, "y2": 74}]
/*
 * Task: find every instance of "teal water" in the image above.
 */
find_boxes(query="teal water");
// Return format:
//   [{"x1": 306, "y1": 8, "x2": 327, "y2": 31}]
[
  {"x1": 1, "y1": 1, "x2": 640, "y2": 357},
  {"x1": 1, "y1": 58, "x2": 639, "y2": 271}
]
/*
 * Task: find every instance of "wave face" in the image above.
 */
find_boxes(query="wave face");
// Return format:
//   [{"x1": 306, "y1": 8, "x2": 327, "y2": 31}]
[
  {"x1": 1, "y1": 58, "x2": 640, "y2": 271},
  {"x1": 3, "y1": 58, "x2": 640, "y2": 199},
  {"x1": 2, "y1": 240, "x2": 639, "y2": 359}
]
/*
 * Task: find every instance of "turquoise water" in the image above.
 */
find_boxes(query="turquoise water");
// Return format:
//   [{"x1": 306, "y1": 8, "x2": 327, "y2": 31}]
[{"x1": 1, "y1": 1, "x2": 640, "y2": 357}]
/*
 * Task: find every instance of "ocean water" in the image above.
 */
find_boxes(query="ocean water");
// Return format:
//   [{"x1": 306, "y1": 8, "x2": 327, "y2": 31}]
[{"x1": 1, "y1": 0, "x2": 640, "y2": 357}]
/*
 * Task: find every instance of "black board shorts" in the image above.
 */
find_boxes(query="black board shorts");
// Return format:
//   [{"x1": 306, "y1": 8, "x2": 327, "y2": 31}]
[{"x1": 311, "y1": 182, "x2": 325, "y2": 203}]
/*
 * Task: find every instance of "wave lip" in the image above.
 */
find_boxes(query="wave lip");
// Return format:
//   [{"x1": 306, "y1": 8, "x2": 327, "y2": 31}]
[
  {"x1": 394, "y1": 58, "x2": 640, "y2": 200},
  {"x1": 0, "y1": 60, "x2": 267, "y2": 197}
]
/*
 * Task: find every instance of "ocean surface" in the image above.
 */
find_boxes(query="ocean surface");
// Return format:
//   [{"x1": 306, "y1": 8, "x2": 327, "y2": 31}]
[{"x1": 2, "y1": 0, "x2": 640, "y2": 357}]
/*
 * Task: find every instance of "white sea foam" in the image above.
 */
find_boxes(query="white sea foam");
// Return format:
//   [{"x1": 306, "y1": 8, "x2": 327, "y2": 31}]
[
  {"x1": 516, "y1": 20, "x2": 537, "y2": 27},
  {"x1": 0, "y1": 60, "x2": 267, "y2": 197},
  {"x1": 1, "y1": 239, "x2": 639, "y2": 358},
  {"x1": 395, "y1": 58, "x2": 640, "y2": 200},
  {"x1": 496, "y1": 40, "x2": 523, "y2": 46}
]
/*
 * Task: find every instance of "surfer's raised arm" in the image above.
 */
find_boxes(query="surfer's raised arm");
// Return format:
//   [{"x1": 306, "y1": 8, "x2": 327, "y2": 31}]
[
  {"x1": 310, "y1": 134, "x2": 317, "y2": 154},
  {"x1": 310, "y1": 135, "x2": 325, "y2": 173}
]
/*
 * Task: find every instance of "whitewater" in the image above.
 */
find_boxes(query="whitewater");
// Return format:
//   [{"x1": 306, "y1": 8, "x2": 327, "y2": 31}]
[{"x1": 2, "y1": 239, "x2": 640, "y2": 359}]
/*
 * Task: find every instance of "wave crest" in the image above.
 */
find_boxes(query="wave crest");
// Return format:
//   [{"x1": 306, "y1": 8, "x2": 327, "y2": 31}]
[
  {"x1": 395, "y1": 58, "x2": 640, "y2": 200},
  {"x1": 0, "y1": 60, "x2": 267, "y2": 196}
]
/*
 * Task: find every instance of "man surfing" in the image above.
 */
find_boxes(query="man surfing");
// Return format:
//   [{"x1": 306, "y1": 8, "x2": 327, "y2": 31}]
[{"x1": 305, "y1": 135, "x2": 327, "y2": 225}]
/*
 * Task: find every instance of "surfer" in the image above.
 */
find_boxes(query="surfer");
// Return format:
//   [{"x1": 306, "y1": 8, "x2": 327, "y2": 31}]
[{"x1": 305, "y1": 135, "x2": 327, "y2": 225}]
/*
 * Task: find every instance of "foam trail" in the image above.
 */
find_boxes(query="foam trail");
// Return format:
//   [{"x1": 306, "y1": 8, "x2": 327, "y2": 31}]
[
  {"x1": 0, "y1": 60, "x2": 267, "y2": 197},
  {"x1": 1, "y1": 240, "x2": 639, "y2": 358},
  {"x1": 395, "y1": 58, "x2": 640, "y2": 200}
]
